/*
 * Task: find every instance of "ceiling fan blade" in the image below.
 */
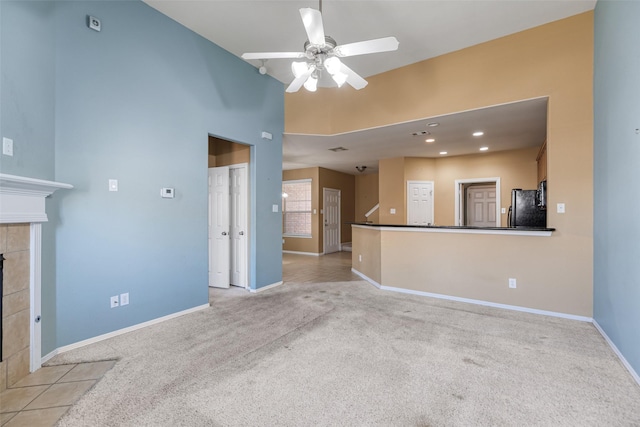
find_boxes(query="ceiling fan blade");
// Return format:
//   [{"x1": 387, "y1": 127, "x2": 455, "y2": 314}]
[
  {"x1": 333, "y1": 37, "x2": 399, "y2": 58},
  {"x1": 300, "y1": 8, "x2": 325, "y2": 46},
  {"x1": 242, "y1": 52, "x2": 306, "y2": 60},
  {"x1": 286, "y1": 67, "x2": 314, "y2": 93},
  {"x1": 339, "y1": 63, "x2": 368, "y2": 90}
]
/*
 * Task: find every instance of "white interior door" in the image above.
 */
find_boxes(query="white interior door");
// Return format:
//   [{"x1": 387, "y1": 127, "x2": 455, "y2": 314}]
[
  {"x1": 229, "y1": 164, "x2": 248, "y2": 288},
  {"x1": 209, "y1": 167, "x2": 230, "y2": 288},
  {"x1": 407, "y1": 181, "x2": 434, "y2": 225},
  {"x1": 323, "y1": 188, "x2": 340, "y2": 254},
  {"x1": 466, "y1": 185, "x2": 497, "y2": 227}
]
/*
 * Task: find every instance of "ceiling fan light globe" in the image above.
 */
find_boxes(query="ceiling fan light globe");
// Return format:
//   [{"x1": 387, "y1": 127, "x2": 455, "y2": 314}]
[
  {"x1": 291, "y1": 61, "x2": 309, "y2": 78},
  {"x1": 303, "y1": 76, "x2": 318, "y2": 92},
  {"x1": 324, "y1": 57, "x2": 342, "y2": 75},
  {"x1": 332, "y1": 71, "x2": 348, "y2": 88}
]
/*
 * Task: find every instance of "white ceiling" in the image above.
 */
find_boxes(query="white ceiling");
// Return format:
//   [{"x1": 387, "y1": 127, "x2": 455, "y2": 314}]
[{"x1": 143, "y1": 0, "x2": 594, "y2": 174}]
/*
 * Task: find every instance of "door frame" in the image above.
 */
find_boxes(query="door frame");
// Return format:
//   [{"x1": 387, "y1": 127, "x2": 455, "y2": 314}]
[
  {"x1": 229, "y1": 163, "x2": 249, "y2": 290},
  {"x1": 454, "y1": 177, "x2": 501, "y2": 227},
  {"x1": 30, "y1": 223, "x2": 42, "y2": 372},
  {"x1": 406, "y1": 180, "x2": 435, "y2": 225},
  {"x1": 322, "y1": 188, "x2": 341, "y2": 254}
]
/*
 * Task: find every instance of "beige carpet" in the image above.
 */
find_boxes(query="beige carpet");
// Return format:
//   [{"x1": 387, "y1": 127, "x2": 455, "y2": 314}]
[{"x1": 50, "y1": 281, "x2": 640, "y2": 426}]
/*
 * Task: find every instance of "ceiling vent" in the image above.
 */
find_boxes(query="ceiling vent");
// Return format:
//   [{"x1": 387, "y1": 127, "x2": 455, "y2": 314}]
[
  {"x1": 412, "y1": 131, "x2": 430, "y2": 136},
  {"x1": 328, "y1": 147, "x2": 348, "y2": 152}
]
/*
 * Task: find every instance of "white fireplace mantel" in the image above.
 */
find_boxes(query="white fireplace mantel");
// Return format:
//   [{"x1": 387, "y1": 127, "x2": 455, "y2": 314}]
[{"x1": 0, "y1": 173, "x2": 73, "y2": 223}]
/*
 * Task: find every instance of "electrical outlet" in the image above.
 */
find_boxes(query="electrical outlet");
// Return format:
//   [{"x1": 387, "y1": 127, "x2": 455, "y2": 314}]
[
  {"x1": 109, "y1": 179, "x2": 118, "y2": 192},
  {"x1": 508, "y1": 278, "x2": 517, "y2": 289},
  {"x1": 557, "y1": 203, "x2": 565, "y2": 214},
  {"x1": 120, "y1": 292, "x2": 129, "y2": 306},
  {"x1": 110, "y1": 295, "x2": 119, "y2": 308},
  {"x1": 359, "y1": 254, "x2": 362, "y2": 262}
]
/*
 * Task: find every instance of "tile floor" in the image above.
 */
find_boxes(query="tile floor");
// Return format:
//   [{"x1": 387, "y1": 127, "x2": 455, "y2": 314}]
[
  {"x1": 282, "y1": 250, "x2": 359, "y2": 283},
  {"x1": 0, "y1": 360, "x2": 115, "y2": 427}
]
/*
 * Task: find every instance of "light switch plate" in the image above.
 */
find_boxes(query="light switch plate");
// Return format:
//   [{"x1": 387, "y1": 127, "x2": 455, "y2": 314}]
[
  {"x1": 272, "y1": 204, "x2": 278, "y2": 213},
  {"x1": 120, "y1": 292, "x2": 129, "y2": 306},
  {"x1": 109, "y1": 179, "x2": 118, "y2": 192},
  {"x1": 390, "y1": 208, "x2": 396, "y2": 214},
  {"x1": 2, "y1": 137, "x2": 13, "y2": 156},
  {"x1": 557, "y1": 203, "x2": 565, "y2": 213}
]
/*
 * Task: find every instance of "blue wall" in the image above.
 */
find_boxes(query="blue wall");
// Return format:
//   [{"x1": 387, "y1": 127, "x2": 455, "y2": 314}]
[
  {"x1": 594, "y1": 0, "x2": 640, "y2": 377},
  {"x1": 2, "y1": 1, "x2": 284, "y2": 353},
  {"x1": 0, "y1": 1, "x2": 56, "y2": 180}
]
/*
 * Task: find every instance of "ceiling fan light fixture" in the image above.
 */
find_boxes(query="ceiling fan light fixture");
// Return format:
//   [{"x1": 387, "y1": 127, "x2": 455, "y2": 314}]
[
  {"x1": 304, "y1": 75, "x2": 318, "y2": 92},
  {"x1": 331, "y1": 71, "x2": 348, "y2": 87},
  {"x1": 292, "y1": 61, "x2": 309, "y2": 78},
  {"x1": 324, "y1": 56, "x2": 342, "y2": 74}
]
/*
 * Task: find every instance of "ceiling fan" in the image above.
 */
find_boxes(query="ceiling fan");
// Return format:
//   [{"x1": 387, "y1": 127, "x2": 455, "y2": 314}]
[{"x1": 241, "y1": 1, "x2": 399, "y2": 93}]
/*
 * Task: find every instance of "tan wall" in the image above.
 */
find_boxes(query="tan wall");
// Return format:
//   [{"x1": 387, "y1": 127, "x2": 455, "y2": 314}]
[
  {"x1": 433, "y1": 146, "x2": 540, "y2": 226},
  {"x1": 378, "y1": 157, "x2": 405, "y2": 224},
  {"x1": 282, "y1": 168, "x2": 320, "y2": 253},
  {"x1": 287, "y1": 12, "x2": 594, "y2": 315},
  {"x1": 208, "y1": 136, "x2": 250, "y2": 167},
  {"x1": 318, "y1": 168, "x2": 355, "y2": 246},
  {"x1": 355, "y1": 173, "x2": 379, "y2": 222},
  {"x1": 351, "y1": 227, "x2": 381, "y2": 284},
  {"x1": 537, "y1": 141, "x2": 548, "y2": 182},
  {"x1": 374, "y1": 227, "x2": 590, "y2": 316},
  {"x1": 282, "y1": 167, "x2": 355, "y2": 253},
  {"x1": 0, "y1": 224, "x2": 31, "y2": 392}
]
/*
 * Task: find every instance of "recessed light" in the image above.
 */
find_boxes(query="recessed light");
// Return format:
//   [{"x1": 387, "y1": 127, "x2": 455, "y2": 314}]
[
  {"x1": 473, "y1": 131, "x2": 484, "y2": 137},
  {"x1": 439, "y1": 151, "x2": 447, "y2": 155},
  {"x1": 427, "y1": 122, "x2": 440, "y2": 127},
  {"x1": 425, "y1": 138, "x2": 435, "y2": 143},
  {"x1": 479, "y1": 146, "x2": 489, "y2": 151}
]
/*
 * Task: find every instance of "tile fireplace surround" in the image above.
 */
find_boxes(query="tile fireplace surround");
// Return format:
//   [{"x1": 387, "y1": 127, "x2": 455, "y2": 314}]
[{"x1": 0, "y1": 174, "x2": 72, "y2": 392}]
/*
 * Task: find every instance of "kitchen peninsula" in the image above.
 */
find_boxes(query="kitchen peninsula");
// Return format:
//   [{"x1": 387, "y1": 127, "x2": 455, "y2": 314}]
[{"x1": 350, "y1": 222, "x2": 591, "y2": 320}]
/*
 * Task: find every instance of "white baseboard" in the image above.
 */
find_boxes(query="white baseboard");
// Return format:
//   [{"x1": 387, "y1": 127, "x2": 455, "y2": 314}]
[
  {"x1": 593, "y1": 320, "x2": 640, "y2": 387},
  {"x1": 351, "y1": 268, "x2": 591, "y2": 322},
  {"x1": 41, "y1": 349, "x2": 58, "y2": 365},
  {"x1": 48, "y1": 303, "x2": 210, "y2": 359},
  {"x1": 282, "y1": 250, "x2": 321, "y2": 256},
  {"x1": 250, "y1": 280, "x2": 283, "y2": 293},
  {"x1": 351, "y1": 268, "x2": 382, "y2": 289}
]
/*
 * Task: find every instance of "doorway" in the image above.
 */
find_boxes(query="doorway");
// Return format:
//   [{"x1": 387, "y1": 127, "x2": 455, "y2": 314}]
[
  {"x1": 454, "y1": 177, "x2": 501, "y2": 227},
  {"x1": 323, "y1": 188, "x2": 340, "y2": 254},
  {"x1": 208, "y1": 137, "x2": 250, "y2": 289}
]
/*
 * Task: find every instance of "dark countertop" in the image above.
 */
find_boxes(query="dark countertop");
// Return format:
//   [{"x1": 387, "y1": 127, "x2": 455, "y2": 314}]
[{"x1": 350, "y1": 222, "x2": 556, "y2": 232}]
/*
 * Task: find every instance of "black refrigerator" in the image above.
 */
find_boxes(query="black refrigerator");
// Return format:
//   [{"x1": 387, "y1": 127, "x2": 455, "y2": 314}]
[{"x1": 509, "y1": 189, "x2": 546, "y2": 228}]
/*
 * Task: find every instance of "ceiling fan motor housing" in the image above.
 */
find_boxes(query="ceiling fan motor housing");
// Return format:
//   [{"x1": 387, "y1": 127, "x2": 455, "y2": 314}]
[{"x1": 304, "y1": 36, "x2": 337, "y2": 57}]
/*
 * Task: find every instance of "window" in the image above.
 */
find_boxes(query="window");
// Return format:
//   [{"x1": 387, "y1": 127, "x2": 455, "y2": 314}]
[{"x1": 283, "y1": 179, "x2": 312, "y2": 237}]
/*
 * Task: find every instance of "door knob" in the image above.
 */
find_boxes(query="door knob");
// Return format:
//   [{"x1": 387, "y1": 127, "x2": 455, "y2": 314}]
[
  {"x1": 239, "y1": 231, "x2": 244, "y2": 235},
  {"x1": 35, "y1": 315, "x2": 41, "y2": 323},
  {"x1": 222, "y1": 231, "x2": 228, "y2": 236}
]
